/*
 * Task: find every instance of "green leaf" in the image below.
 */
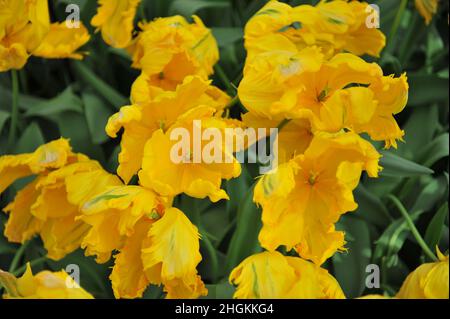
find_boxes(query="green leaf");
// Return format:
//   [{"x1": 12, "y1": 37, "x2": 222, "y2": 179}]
[
  {"x1": 408, "y1": 74, "x2": 449, "y2": 106},
  {"x1": 72, "y1": 61, "x2": 128, "y2": 110},
  {"x1": 424, "y1": 203, "x2": 448, "y2": 253},
  {"x1": 418, "y1": 133, "x2": 449, "y2": 167},
  {"x1": 225, "y1": 166, "x2": 251, "y2": 220},
  {"x1": 380, "y1": 152, "x2": 434, "y2": 177},
  {"x1": 15, "y1": 122, "x2": 45, "y2": 154},
  {"x1": 170, "y1": 0, "x2": 230, "y2": 16},
  {"x1": 57, "y1": 112, "x2": 105, "y2": 162},
  {"x1": 205, "y1": 282, "x2": 235, "y2": 299},
  {"x1": 212, "y1": 27, "x2": 243, "y2": 47},
  {"x1": 82, "y1": 92, "x2": 112, "y2": 144},
  {"x1": 24, "y1": 86, "x2": 83, "y2": 118},
  {"x1": 410, "y1": 176, "x2": 448, "y2": 213},
  {"x1": 0, "y1": 222, "x2": 14, "y2": 255},
  {"x1": 333, "y1": 217, "x2": 372, "y2": 298},
  {"x1": 0, "y1": 110, "x2": 10, "y2": 135},
  {"x1": 374, "y1": 210, "x2": 425, "y2": 267},
  {"x1": 354, "y1": 184, "x2": 391, "y2": 227},
  {"x1": 397, "y1": 105, "x2": 439, "y2": 160},
  {"x1": 225, "y1": 185, "x2": 262, "y2": 273}
]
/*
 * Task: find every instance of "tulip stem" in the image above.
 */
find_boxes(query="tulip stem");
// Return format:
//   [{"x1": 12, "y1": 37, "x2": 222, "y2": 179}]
[
  {"x1": 389, "y1": 0, "x2": 408, "y2": 45},
  {"x1": 388, "y1": 195, "x2": 438, "y2": 262},
  {"x1": 224, "y1": 95, "x2": 240, "y2": 110},
  {"x1": 7, "y1": 69, "x2": 19, "y2": 148},
  {"x1": 214, "y1": 64, "x2": 236, "y2": 95},
  {"x1": 8, "y1": 240, "x2": 30, "y2": 273}
]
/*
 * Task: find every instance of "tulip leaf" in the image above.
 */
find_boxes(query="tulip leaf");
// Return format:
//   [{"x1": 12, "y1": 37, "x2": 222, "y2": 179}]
[
  {"x1": 205, "y1": 282, "x2": 235, "y2": 299},
  {"x1": 24, "y1": 86, "x2": 83, "y2": 118},
  {"x1": 418, "y1": 133, "x2": 449, "y2": 167},
  {"x1": 57, "y1": 112, "x2": 105, "y2": 162},
  {"x1": 225, "y1": 166, "x2": 252, "y2": 220},
  {"x1": 380, "y1": 152, "x2": 434, "y2": 177},
  {"x1": 408, "y1": 74, "x2": 449, "y2": 107},
  {"x1": 212, "y1": 27, "x2": 243, "y2": 47},
  {"x1": 0, "y1": 110, "x2": 10, "y2": 136},
  {"x1": 354, "y1": 184, "x2": 391, "y2": 227},
  {"x1": 333, "y1": 217, "x2": 372, "y2": 298},
  {"x1": 410, "y1": 176, "x2": 448, "y2": 213},
  {"x1": 82, "y1": 92, "x2": 113, "y2": 145},
  {"x1": 424, "y1": 203, "x2": 449, "y2": 253},
  {"x1": 225, "y1": 185, "x2": 262, "y2": 273},
  {"x1": 15, "y1": 122, "x2": 45, "y2": 154},
  {"x1": 374, "y1": 209, "x2": 425, "y2": 266},
  {"x1": 170, "y1": 0, "x2": 230, "y2": 16},
  {"x1": 72, "y1": 61, "x2": 128, "y2": 110}
]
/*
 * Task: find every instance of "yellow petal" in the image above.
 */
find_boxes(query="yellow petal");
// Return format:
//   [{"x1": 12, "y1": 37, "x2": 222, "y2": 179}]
[
  {"x1": 142, "y1": 207, "x2": 207, "y2": 299},
  {"x1": 33, "y1": 22, "x2": 90, "y2": 60},
  {"x1": 91, "y1": 0, "x2": 141, "y2": 48}
]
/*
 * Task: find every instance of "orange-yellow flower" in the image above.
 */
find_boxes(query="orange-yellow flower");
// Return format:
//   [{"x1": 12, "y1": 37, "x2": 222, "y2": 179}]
[
  {"x1": 396, "y1": 249, "x2": 449, "y2": 299},
  {"x1": 244, "y1": 0, "x2": 385, "y2": 61},
  {"x1": 33, "y1": 22, "x2": 90, "y2": 60},
  {"x1": 254, "y1": 132, "x2": 381, "y2": 265},
  {"x1": 128, "y1": 15, "x2": 219, "y2": 90},
  {"x1": 0, "y1": 263, "x2": 93, "y2": 299},
  {"x1": 106, "y1": 76, "x2": 230, "y2": 184},
  {"x1": 229, "y1": 251, "x2": 345, "y2": 299},
  {"x1": 73, "y1": 185, "x2": 206, "y2": 299},
  {"x1": 1, "y1": 139, "x2": 121, "y2": 260},
  {"x1": 91, "y1": 0, "x2": 141, "y2": 48},
  {"x1": 138, "y1": 106, "x2": 241, "y2": 202},
  {"x1": 239, "y1": 50, "x2": 408, "y2": 148},
  {"x1": 0, "y1": 0, "x2": 50, "y2": 71},
  {"x1": 0, "y1": 0, "x2": 90, "y2": 71}
]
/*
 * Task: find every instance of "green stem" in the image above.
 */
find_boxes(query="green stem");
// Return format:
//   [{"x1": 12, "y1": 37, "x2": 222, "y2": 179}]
[
  {"x1": 13, "y1": 256, "x2": 47, "y2": 276},
  {"x1": 7, "y1": 69, "x2": 19, "y2": 147},
  {"x1": 188, "y1": 198, "x2": 220, "y2": 283},
  {"x1": 214, "y1": 64, "x2": 236, "y2": 95},
  {"x1": 8, "y1": 240, "x2": 30, "y2": 273},
  {"x1": 71, "y1": 61, "x2": 128, "y2": 109},
  {"x1": 224, "y1": 95, "x2": 240, "y2": 110},
  {"x1": 388, "y1": 195, "x2": 438, "y2": 262},
  {"x1": 389, "y1": 0, "x2": 408, "y2": 46}
]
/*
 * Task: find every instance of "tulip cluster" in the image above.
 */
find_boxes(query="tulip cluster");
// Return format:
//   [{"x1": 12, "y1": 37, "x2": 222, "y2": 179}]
[{"x1": 0, "y1": 0, "x2": 447, "y2": 300}]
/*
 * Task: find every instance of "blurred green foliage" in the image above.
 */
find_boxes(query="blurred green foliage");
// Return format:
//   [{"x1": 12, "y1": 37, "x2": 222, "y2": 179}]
[{"x1": 0, "y1": 0, "x2": 448, "y2": 299}]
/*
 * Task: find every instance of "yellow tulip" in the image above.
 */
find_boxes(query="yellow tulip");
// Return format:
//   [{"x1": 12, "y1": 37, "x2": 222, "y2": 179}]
[
  {"x1": 106, "y1": 76, "x2": 230, "y2": 184},
  {"x1": 254, "y1": 132, "x2": 381, "y2": 265},
  {"x1": 397, "y1": 249, "x2": 449, "y2": 299},
  {"x1": 1, "y1": 0, "x2": 90, "y2": 71},
  {"x1": 73, "y1": 185, "x2": 160, "y2": 264},
  {"x1": 1, "y1": 139, "x2": 121, "y2": 260},
  {"x1": 239, "y1": 51, "x2": 408, "y2": 148},
  {"x1": 244, "y1": 0, "x2": 385, "y2": 61},
  {"x1": 138, "y1": 106, "x2": 241, "y2": 202},
  {"x1": 142, "y1": 207, "x2": 207, "y2": 299},
  {"x1": 0, "y1": 263, "x2": 93, "y2": 299},
  {"x1": 230, "y1": 251, "x2": 345, "y2": 299},
  {"x1": 0, "y1": 0, "x2": 50, "y2": 71},
  {"x1": 33, "y1": 22, "x2": 90, "y2": 60},
  {"x1": 128, "y1": 15, "x2": 219, "y2": 89}
]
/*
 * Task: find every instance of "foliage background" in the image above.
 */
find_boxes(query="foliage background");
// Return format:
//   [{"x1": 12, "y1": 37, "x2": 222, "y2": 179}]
[{"x1": 0, "y1": 0, "x2": 448, "y2": 299}]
